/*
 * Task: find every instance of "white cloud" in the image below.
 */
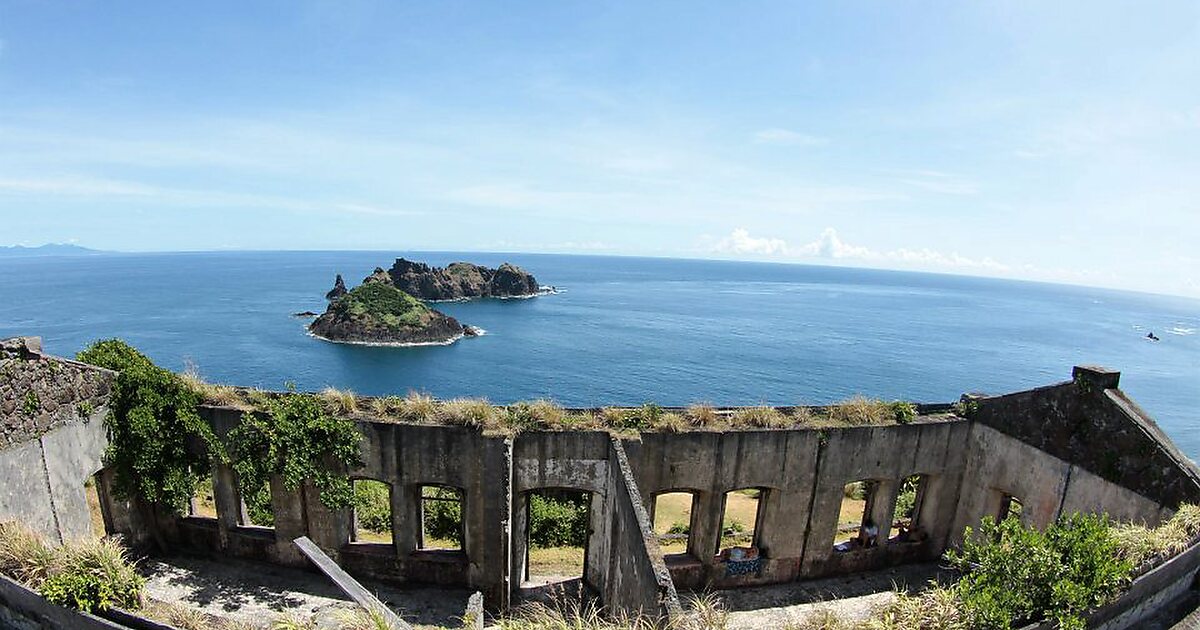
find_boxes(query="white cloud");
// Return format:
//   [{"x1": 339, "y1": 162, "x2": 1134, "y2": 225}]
[
  {"x1": 711, "y1": 227, "x2": 1012, "y2": 273},
  {"x1": 752, "y1": 128, "x2": 828, "y2": 147},
  {"x1": 794, "y1": 227, "x2": 873, "y2": 259},
  {"x1": 712, "y1": 228, "x2": 789, "y2": 256}
]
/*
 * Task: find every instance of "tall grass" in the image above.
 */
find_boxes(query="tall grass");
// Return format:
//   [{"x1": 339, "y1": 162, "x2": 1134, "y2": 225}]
[
  {"x1": 319, "y1": 386, "x2": 359, "y2": 415},
  {"x1": 1112, "y1": 503, "x2": 1200, "y2": 569},
  {"x1": 825, "y1": 396, "x2": 892, "y2": 426},
  {"x1": 729, "y1": 406, "x2": 789, "y2": 429}
]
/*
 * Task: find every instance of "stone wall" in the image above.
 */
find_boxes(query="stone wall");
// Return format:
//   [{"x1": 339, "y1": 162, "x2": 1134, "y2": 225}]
[
  {"x1": 0, "y1": 337, "x2": 114, "y2": 543},
  {"x1": 0, "y1": 337, "x2": 112, "y2": 450}
]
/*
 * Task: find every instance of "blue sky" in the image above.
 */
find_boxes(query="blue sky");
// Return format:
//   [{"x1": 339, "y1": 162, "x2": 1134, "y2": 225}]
[{"x1": 1, "y1": 2, "x2": 1197, "y2": 297}]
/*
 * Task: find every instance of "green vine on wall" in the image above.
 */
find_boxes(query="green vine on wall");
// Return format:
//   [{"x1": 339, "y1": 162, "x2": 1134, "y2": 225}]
[
  {"x1": 77, "y1": 340, "x2": 224, "y2": 514},
  {"x1": 77, "y1": 339, "x2": 364, "y2": 519},
  {"x1": 227, "y1": 387, "x2": 364, "y2": 509}
]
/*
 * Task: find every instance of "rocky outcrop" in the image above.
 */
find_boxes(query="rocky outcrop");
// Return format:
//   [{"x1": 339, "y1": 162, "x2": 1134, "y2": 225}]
[
  {"x1": 371, "y1": 258, "x2": 541, "y2": 301},
  {"x1": 309, "y1": 282, "x2": 470, "y2": 345},
  {"x1": 325, "y1": 274, "x2": 348, "y2": 301}
]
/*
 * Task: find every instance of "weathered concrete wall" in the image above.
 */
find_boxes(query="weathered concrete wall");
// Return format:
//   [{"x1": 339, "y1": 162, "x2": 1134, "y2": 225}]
[
  {"x1": 951, "y1": 422, "x2": 1175, "y2": 546},
  {"x1": 601, "y1": 438, "x2": 681, "y2": 620},
  {"x1": 1, "y1": 348, "x2": 1181, "y2": 623},
  {"x1": 972, "y1": 366, "x2": 1200, "y2": 509},
  {"x1": 0, "y1": 338, "x2": 114, "y2": 543}
]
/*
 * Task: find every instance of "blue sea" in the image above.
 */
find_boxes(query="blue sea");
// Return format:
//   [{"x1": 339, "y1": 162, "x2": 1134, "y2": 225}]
[{"x1": 2, "y1": 251, "x2": 1197, "y2": 457}]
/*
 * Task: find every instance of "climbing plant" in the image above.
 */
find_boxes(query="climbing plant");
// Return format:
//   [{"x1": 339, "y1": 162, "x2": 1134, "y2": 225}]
[
  {"x1": 227, "y1": 388, "x2": 363, "y2": 510},
  {"x1": 77, "y1": 339, "x2": 223, "y2": 514}
]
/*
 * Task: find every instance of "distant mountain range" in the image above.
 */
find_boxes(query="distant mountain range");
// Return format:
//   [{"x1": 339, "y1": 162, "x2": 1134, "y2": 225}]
[{"x1": 0, "y1": 243, "x2": 106, "y2": 258}]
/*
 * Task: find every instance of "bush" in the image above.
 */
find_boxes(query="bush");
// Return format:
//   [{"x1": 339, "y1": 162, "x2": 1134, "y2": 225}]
[
  {"x1": 422, "y1": 487, "x2": 463, "y2": 544},
  {"x1": 38, "y1": 538, "x2": 144, "y2": 613},
  {"x1": 528, "y1": 492, "x2": 589, "y2": 548},
  {"x1": 354, "y1": 480, "x2": 392, "y2": 534},
  {"x1": 78, "y1": 339, "x2": 222, "y2": 514},
  {"x1": 243, "y1": 480, "x2": 275, "y2": 527},
  {"x1": 949, "y1": 513, "x2": 1132, "y2": 630},
  {"x1": 0, "y1": 522, "x2": 144, "y2": 615}
]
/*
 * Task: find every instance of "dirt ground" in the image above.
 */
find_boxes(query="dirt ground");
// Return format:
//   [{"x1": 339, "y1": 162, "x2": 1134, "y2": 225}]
[
  {"x1": 141, "y1": 554, "x2": 473, "y2": 629},
  {"x1": 699, "y1": 562, "x2": 957, "y2": 629}
]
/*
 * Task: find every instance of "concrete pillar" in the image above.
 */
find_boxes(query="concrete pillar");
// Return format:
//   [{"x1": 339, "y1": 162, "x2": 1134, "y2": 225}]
[
  {"x1": 212, "y1": 464, "x2": 241, "y2": 549},
  {"x1": 303, "y1": 481, "x2": 352, "y2": 558},
  {"x1": 396, "y1": 483, "x2": 420, "y2": 557},
  {"x1": 694, "y1": 490, "x2": 724, "y2": 564},
  {"x1": 869, "y1": 479, "x2": 899, "y2": 542},
  {"x1": 270, "y1": 475, "x2": 307, "y2": 565}
]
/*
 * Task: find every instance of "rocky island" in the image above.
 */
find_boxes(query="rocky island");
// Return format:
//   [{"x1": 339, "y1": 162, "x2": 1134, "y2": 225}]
[
  {"x1": 309, "y1": 282, "x2": 475, "y2": 346},
  {"x1": 363, "y1": 258, "x2": 543, "y2": 301}
]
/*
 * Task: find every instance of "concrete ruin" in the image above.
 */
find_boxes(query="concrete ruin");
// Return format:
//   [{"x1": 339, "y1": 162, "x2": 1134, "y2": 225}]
[{"x1": 3, "y1": 335, "x2": 1200, "y2": 628}]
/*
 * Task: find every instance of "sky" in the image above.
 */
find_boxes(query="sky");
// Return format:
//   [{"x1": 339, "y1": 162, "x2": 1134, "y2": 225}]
[{"x1": 0, "y1": 2, "x2": 1198, "y2": 298}]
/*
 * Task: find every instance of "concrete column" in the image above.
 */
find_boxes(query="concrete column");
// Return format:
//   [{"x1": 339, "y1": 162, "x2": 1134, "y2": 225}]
[
  {"x1": 303, "y1": 482, "x2": 352, "y2": 558},
  {"x1": 212, "y1": 464, "x2": 240, "y2": 549},
  {"x1": 270, "y1": 475, "x2": 307, "y2": 565},
  {"x1": 395, "y1": 483, "x2": 420, "y2": 557},
  {"x1": 693, "y1": 490, "x2": 724, "y2": 564},
  {"x1": 869, "y1": 479, "x2": 899, "y2": 543}
]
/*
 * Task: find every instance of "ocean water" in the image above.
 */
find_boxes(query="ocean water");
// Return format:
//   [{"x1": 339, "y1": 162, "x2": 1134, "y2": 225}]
[{"x1": 1, "y1": 251, "x2": 1197, "y2": 457}]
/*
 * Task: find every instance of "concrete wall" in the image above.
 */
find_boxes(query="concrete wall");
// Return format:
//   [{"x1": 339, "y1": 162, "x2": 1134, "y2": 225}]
[
  {"x1": 0, "y1": 338, "x2": 114, "y2": 543},
  {"x1": 5, "y1": 345, "x2": 1196, "y2": 623},
  {"x1": 951, "y1": 423, "x2": 1174, "y2": 546},
  {"x1": 972, "y1": 366, "x2": 1200, "y2": 509},
  {"x1": 601, "y1": 438, "x2": 681, "y2": 620}
]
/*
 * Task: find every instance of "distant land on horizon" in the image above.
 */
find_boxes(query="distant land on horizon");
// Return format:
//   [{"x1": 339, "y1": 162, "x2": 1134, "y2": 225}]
[{"x1": 0, "y1": 243, "x2": 105, "y2": 258}]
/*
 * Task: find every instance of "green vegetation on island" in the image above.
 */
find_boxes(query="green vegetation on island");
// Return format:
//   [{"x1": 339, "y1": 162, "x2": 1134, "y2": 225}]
[{"x1": 309, "y1": 281, "x2": 471, "y2": 345}]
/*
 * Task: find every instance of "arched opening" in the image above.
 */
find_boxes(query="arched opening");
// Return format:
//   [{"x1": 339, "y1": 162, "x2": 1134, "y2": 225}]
[
  {"x1": 998, "y1": 493, "x2": 1024, "y2": 522},
  {"x1": 522, "y1": 488, "x2": 592, "y2": 587},
  {"x1": 651, "y1": 491, "x2": 697, "y2": 559},
  {"x1": 717, "y1": 488, "x2": 765, "y2": 559},
  {"x1": 352, "y1": 479, "x2": 393, "y2": 545},
  {"x1": 83, "y1": 471, "x2": 110, "y2": 538},
  {"x1": 418, "y1": 485, "x2": 463, "y2": 551},
  {"x1": 835, "y1": 480, "x2": 878, "y2": 552},
  {"x1": 237, "y1": 478, "x2": 274, "y2": 529},
  {"x1": 188, "y1": 473, "x2": 217, "y2": 520},
  {"x1": 889, "y1": 474, "x2": 932, "y2": 544}
]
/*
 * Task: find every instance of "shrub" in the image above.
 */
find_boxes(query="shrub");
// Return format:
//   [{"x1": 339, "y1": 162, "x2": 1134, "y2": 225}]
[
  {"x1": 354, "y1": 480, "x2": 392, "y2": 534},
  {"x1": 528, "y1": 492, "x2": 589, "y2": 548},
  {"x1": 948, "y1": 513, "x2": 1132, "y2": 630},
  {"x1": 78, "y1": 339, "x2": 222, "y2": 514},
  {"x1": 422, "y1": 487, "x2": 463, "y2": 544},
  {"x1": 37, "y1": 537, "x2": 144, "y2": 614},
  {"x1": 890, "y1": 401, "x2": 917, "y2": 424}
]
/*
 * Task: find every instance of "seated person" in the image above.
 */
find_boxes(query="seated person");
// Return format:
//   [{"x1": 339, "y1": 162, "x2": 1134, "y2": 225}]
[{"x1": 858, "y1": 518, "x2": 879, "y2": 548}]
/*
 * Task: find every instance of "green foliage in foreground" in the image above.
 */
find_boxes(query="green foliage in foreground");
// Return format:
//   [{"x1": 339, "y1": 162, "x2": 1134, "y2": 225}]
[
  {"x1": 948, "y1": 513, "x2": 1132, "y2": 630},
  {"x1": 0, "y1": 522, "x2": 144, "y2": 614},
  {"x1": 78, "y1": 339, "x2": 223, "y2": 514},
  {"x1": 228, "y1": 387, "x2": 364, "y2": 510}
]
